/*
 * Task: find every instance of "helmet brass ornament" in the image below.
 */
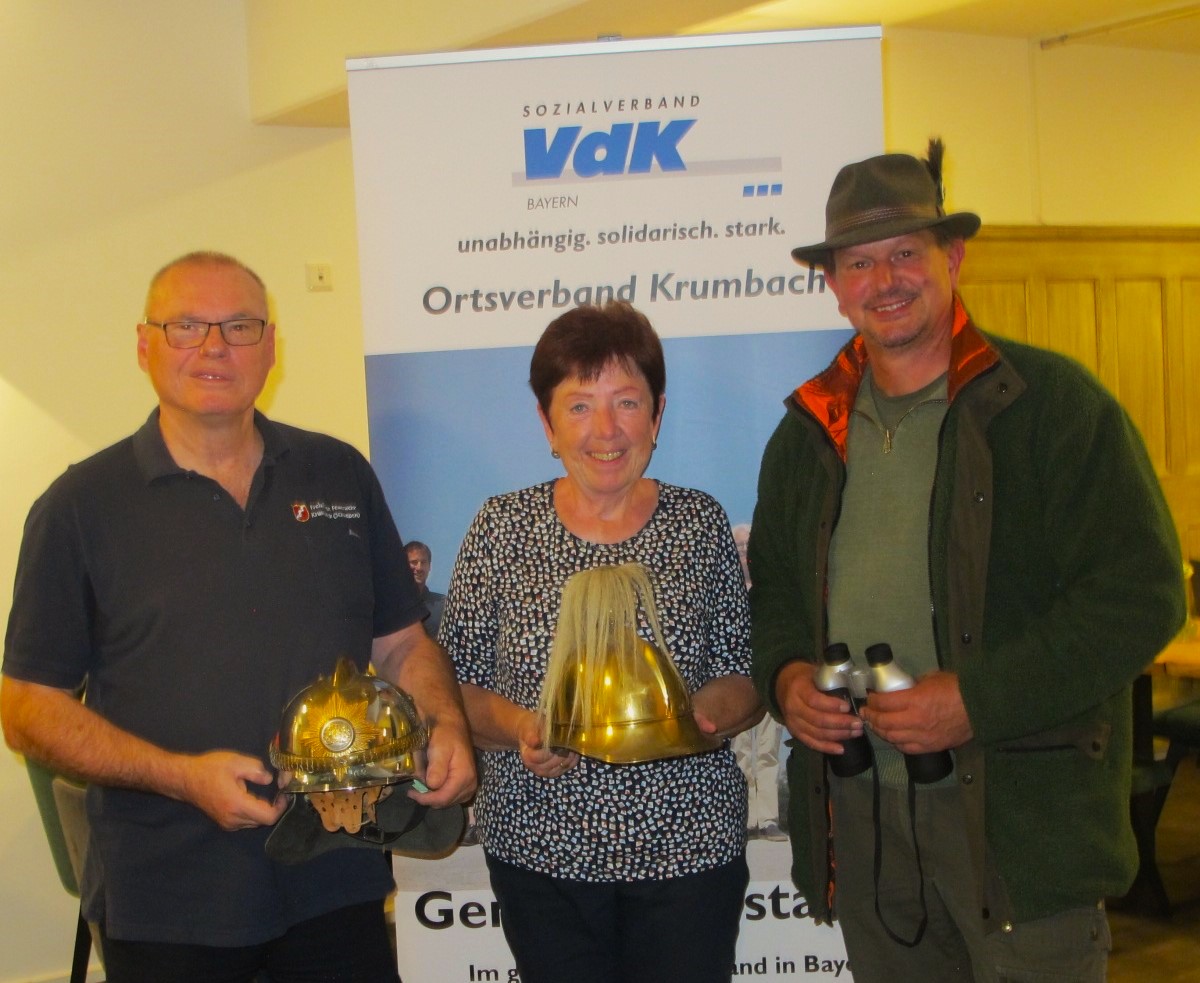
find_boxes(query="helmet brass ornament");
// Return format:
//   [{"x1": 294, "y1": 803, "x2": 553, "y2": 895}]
[
  {"x1": 538, "y1": 563, "x2": 719, "y2": 764},
  {"x1": 270, "y1": 656, "x2": 427, "y2": 794}
]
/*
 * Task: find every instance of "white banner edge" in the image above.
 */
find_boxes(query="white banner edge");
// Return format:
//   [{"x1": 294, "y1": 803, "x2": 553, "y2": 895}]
[{"x1": 346, "y1": 25, "x2": 883, "y2": 72}]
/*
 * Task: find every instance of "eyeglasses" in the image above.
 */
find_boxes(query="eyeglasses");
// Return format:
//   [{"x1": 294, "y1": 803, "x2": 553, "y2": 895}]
[{"x1": 144, "y1": 319, "x2": 267, "y2": 349}]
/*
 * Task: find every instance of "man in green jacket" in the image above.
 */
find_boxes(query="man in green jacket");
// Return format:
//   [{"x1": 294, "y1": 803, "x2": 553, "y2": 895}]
[{"x1": 749, "y1": 143, "x2": 1185, "y2": 982}]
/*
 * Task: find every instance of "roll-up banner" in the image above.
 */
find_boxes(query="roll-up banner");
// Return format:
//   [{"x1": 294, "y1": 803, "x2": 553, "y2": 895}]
[{"x1": 348, "y1": 27, "x2": 880, "y2": 981}]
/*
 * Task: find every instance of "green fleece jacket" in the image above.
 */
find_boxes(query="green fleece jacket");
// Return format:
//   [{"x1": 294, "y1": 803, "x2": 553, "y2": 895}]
[{"x1": 748, "y1": 301, "x2": 1185, "y2": 929}]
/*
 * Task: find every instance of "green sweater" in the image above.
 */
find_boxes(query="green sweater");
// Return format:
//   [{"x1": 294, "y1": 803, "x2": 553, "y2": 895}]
[{"x1": 748, "y1": 306, "x2": 1185, "y2": 928}]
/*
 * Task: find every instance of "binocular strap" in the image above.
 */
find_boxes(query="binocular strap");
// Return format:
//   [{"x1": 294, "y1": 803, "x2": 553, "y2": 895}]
[{"x1": 871, "y1": 770, "x2": 929, "y2": 948}]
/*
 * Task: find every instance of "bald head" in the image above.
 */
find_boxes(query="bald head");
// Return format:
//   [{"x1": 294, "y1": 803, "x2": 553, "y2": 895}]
[{"x1": 145, "y1": 251, "x2": 266, "y2": 319}]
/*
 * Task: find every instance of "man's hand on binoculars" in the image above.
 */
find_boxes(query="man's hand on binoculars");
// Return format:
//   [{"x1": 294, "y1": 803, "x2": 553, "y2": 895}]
[
  {"x1": 775, "y1": 659, "x2": 866, "y2": 756},
  {"x1": 861, "y1": 670, "x2": 972, "y2": 754}
]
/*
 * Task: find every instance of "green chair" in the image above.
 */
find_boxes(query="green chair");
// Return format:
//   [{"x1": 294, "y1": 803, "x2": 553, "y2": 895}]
[
  {"x1": 32, "y1": 762, "x2": 276, "y2": 983},
  {"x1": 26, "y1": 760, "x2": 100, "y2": 982}
]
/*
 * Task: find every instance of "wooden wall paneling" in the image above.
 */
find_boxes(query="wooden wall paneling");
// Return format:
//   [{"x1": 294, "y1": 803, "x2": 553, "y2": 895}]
[
  {"x1": 958, "y1": 281, "x2": 1030, "y2": 343},
  {"x1": 1095, "y1": 273, "x2": 1119, "y2": 396},
  {"x1": 1173, "y1": 278, "x2": 1200, "y2": 558},
  {"x1": 1172, "y1": 281, "x2": 1200, "y2": 470},
  {"x1": 962, "y1": 227, "x2": 1200, "y2": 562},
  {"x1": 1043, "y1": 280, "x2": 1099, "y2": 369},
  {"x1": 1112, "y1": 279, "x2": 1168, "y2": 471}
]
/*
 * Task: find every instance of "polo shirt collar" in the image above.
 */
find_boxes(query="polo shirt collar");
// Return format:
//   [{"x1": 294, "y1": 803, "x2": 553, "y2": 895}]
[{"x1": 131, "y1": 408, "x2": 290, "y2": 483}]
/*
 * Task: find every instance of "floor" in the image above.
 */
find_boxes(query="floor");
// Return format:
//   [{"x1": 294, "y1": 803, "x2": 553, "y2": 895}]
[{"x1": 1109, "y1": 749, "x2": 1200, "y2": 982}]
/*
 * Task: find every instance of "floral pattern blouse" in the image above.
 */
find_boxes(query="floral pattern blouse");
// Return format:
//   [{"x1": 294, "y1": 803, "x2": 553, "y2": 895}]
[{"x1": 442, "y1": 480, "x2": 751, "y2": 881}]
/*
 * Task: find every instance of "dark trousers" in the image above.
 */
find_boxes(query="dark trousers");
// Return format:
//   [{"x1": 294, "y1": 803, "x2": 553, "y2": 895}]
[
  {"x1": 486, "y1": 853, "x2": 749, "y2": 983},
  {"x1": 831, "y1": 778, "x2": 1110, "y2": 983},
  {"x1": 100, "y1": 900, "x2": 400, "y2": 983}
]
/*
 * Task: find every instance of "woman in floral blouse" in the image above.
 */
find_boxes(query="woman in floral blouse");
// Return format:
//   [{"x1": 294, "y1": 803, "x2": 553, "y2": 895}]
[{"x1": 441, "y1": 301, "x2": 761, "y2": 983}]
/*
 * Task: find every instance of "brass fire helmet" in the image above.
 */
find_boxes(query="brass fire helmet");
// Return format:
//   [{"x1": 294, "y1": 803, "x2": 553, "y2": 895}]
[
  {"x1": 538, "y1": 563, "x2": 720, "y2": 764},
  {"x1": 266, "y1": 659, "x2": 464, "y2": 861},
  {"x1": 270, "y1": 658, "x2": 427, "y2": 795}
]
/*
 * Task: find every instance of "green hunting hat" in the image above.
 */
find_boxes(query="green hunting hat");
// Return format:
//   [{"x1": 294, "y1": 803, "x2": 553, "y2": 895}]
[{"x1": 791, "y1": 140, "x2": 979, "y2": 268}]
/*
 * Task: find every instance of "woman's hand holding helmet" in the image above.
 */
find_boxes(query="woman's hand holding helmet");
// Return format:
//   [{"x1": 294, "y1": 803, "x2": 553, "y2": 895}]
[{"x1": 516, "y1": 708, "x2": 579, "y2": 778}]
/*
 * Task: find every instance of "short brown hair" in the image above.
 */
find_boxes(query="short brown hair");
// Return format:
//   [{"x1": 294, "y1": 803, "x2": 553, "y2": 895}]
[
  {"x1": 405, "y1": 540, "x2": 431, "y2": 561},
  {"x1": 529, "y1": 302, "x2": 665, "y2": 421}
]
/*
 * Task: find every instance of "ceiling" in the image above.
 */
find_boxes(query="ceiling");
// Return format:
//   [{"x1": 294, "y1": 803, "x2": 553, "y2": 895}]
[
  {"x1": 484, "y1": 0, "x2": 1200, "y2": 55},
  {"x1": 253, "y1": 0, "x2": 1200, "y2": 126},
  {"x1": 890, "y1": 0, "x2": 1200, "y2": 52}
]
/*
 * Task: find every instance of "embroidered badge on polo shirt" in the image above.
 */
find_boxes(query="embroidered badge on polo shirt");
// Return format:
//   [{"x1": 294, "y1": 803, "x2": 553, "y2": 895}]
[{"x1": 291, "y1": 500, "x2": 362, "y2": 522}]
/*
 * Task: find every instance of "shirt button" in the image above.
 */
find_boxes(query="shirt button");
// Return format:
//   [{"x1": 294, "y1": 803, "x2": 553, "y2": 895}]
[
  {"x1": 1002, "y1": 920, "x2": 1014, "y2": 933},
  {"x1": 973, "y1": 491, "x2": 985, "y2": 503},
  {"x1": 961, "y1": 632, "x2": 972, "y2": 644},
  {"x1": 961, "y1": 773, "x2": 974, "y2": 785}
]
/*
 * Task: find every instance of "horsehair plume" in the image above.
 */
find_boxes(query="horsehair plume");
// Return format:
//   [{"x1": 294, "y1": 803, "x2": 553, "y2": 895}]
[
  {"x1": 924, "y1": 137, "x2": 946, "y2": 208},
  {"x1": 539, "y1": 563, "x2": 669, "y2": 747}
]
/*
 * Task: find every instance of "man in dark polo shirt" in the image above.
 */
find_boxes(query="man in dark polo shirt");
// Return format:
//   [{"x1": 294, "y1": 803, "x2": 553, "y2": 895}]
[{"x1": 1, "y1": 251, "x2": 476, "y2": 982}]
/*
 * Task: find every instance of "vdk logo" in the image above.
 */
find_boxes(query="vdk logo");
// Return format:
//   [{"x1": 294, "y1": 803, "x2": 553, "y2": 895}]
[{"x1": 523, "y1": 119, "x2": 696, "y2": 180}]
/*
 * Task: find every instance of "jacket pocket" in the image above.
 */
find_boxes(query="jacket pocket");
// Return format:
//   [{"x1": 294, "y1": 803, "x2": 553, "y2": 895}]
[{"x1": 996, "y1": 720, "x2": 1111, "y2": 761}]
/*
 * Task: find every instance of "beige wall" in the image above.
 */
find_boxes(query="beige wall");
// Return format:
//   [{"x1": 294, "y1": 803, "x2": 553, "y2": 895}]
[
  {"x1": 245, "y1": 0, "x2": 583, "y2": 123},
  {"x1": 884, "y1": 28, "x2": 1200, "y2": 226},
  {"x1": 1, "y1": 3, "x2": 1197, "y2": 980},
  {"x1": 883, "y1": 29, "x2": 1039, "y2": 223}
]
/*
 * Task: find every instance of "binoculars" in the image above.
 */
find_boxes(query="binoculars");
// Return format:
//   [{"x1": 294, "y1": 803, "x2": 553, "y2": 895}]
[{"x1": 813, "y1": 642, "x2": 953, "y2": 784}]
